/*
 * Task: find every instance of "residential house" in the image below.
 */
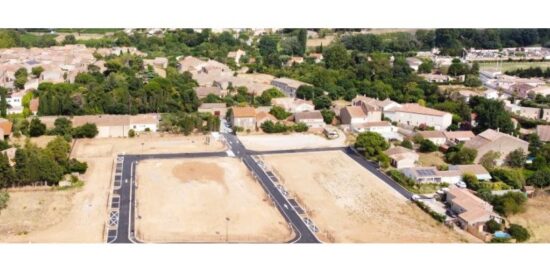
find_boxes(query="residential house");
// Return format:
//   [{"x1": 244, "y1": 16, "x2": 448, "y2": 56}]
[
  {"x1": 464, "y1": 129, "x2": 529, "y2": 165},
  {"x1": 285, "y1": 56, "x2": 304, "y2": 67},
  {"x1": 385, "y1": 146, "x2": 419, "y2": 169},
  {"x1": 443, "y1": 131, "x2": 475, "y2": 143},
  {"x1": 340, "y1": 106, "x2": 369, "y2": 125},
  {"x1": 256, "y1": 111, "x2": 277, "y2": 128},
  {"x1": 528, "y1": 86, "x2": 550, "y2": 98},
  {"x1": 420, "y1": 73, "x2": 451, "y2": 83},
  {"x1": 271, "y1": 97, "x2": 314, "y2": 113},
  {"x1": 195, "y1": 87, "x2": 222, "y2": 99},
  {"x1": 308, "y1": 53, "x2": 323, "y2": 63},
  {"x1": 71, "y1": 114, "x2": 159, "y2": 138},
  {"x1": 143, "y1": 57, "x2": 168, "y2": 78},
  {"x1": 402, "y1": 164, "x2": 490, "y2": 185},
  {"x1": 384, "y1": 103, "x2": 453, "y2": 130},
  {"x1": 446, "y1": 186, "x2": 503, "y2": 239},
  {"x1": 198, "y1": 103, "x2": 228, "y2": 118},
  {"x1": 536, "y1": 125, "x2": 550, "y2": 142},
  {"x1": 230, "y1": 106, "x2": 257, "y2": 131},
  {"x1": 7, "y1": 90, "x2": 25, "y2": 114},
  {"x1": 351, "y1": 95, "x2": 400, "y2": 111},
  {"x1": 510, "y1": 83, "x2": 536, "y2": 98},
  {"x1": 227, "y1": 49, "x2": 246, "y2": 65},
  {"x1": 352, "y1": 121, "x2": 402, "y2": 140},
  {"x1": 271, "y1": 77, "x2": 309, "y2": 97},
  {"x1": 294, "y1": 111, "x2": 325, "y2": 129},
  {"x1": 417, "y1": 131, "x2": 447, "y2": 145},
  {"x1": 0, "y1": 118, "x2": 13, "y2": 141},
  {"x1": 406, "y1": 57, "x2": 423, "y2": 71}
]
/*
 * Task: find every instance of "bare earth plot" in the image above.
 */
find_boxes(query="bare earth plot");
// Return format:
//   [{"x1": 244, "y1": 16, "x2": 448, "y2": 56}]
[
  {"x1": 0, "y1": 134, "x2": 225, "y2": 243},
  {"x1": 262, "y1": 151, "x2": 467, "y2": 243},
  {"x1": 238, "y1": 132, "x2": 346, "y2": 151},
  {"x1": 509, "y1": 193, "x2": 550, "y2": 242},
  {"x1": 134, "y1": 158, "x2": 293, "y2": 243}
]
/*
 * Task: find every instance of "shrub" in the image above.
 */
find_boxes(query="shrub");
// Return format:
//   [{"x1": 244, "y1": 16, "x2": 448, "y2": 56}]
[
  {"x1": 128, "y1": 129, "x2": 136, "y2": 138},
  {"x1": 508, "y1": 224, "x2": 530, "y2": 242},
  {"x1": 400, "y1": 139, "x2": 413, "y2": 149},
  {"x1": 69, "y1": 159, "x2": 88, "y2": 173},
  {"x1": 0, "y1": 191, "x2": 9, "y2": 212},
  {"x1": 292, "y1": 122, "x2": 309, "y2": 132},
  {"x1": 29, "y1": 117, "x2": 46, "y2": 137},
  {"x1": 72, "y1": 123, "x2": 98, "y2": 138},
  {"x1": 414, "y1": 200, "x2": 446, "y2": 223},
  {"x1": 419, "y1": 139, "x2": 437, "y2": 153},
  {"x1": 492, "y1": 192, "x2": 527, "y2": 216},
  {"x1": 486, "y1": 219, "x2": 502, "y2": 233}
]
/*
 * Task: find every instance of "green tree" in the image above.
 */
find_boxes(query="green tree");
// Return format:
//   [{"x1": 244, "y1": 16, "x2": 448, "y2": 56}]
[
  {"x1": 491, "y1": 168, "x2": 526, "y2": 189},
  {"x1": 257, "y1": 88, "x2": 285, "y2": 105},
  {"x1": 486, "y1": 219, "x2": 502, "y2": 233},
  {"x1": 323, "y1": 43, "x2": 350, "y2": 69},
  {"x1": 0, "y1": 153, "x2": 14, "y2": 188},
  {"x1": 492, "y1": 192, "x2": 527, "y2": 216},
  {"x1": 470, "y1": 97, "x2": 515, "y2": 134},
  {"x1": 72, "y1": 123, "x2": 98, "y2": 138},
  {"x1": 355, "y1": 132, "x2": 389, "y2": 158},
  {"x1": 292, "y1": 122, "x2": 308, "y2": 132},
  {"x1": 401, "y1": 139, "x2": 413, "y2": 149},
  {"x1": 14, "y1": 68, "x2": 28, "y2": 89},
  {"x1": 29, "y1": 117, "x2": 46, "y2": 137},
  {"x1": 479, "y1": 151, "x2": 501, "y2": 171},
  {"x1": 462, "y1": 173, "x2": 480, "y2": 190},
  {"x1": 52, "y1": 117, "x2": 73, "y2": 136},
  {"x1": 313, "y1": 95, "x2": 332, "y2": 109},
  {"x1": 446, "y1": 147, "x2": 477, "y2": 164},
  {"x1": 320, "y1": 109, "x2": 335, "y2": 124},
  {"x1": 62, "y1": 34, "x2": 77, "y2": 45},
  {"x1": 527, "y1": 167, "x2": 550, "y2": 188},
  {"x1": 505, "y1": 148, "x2": 527, "y2": 168},
  {"x1": 0, "y1": 88, "x2": 7, "y2": 117},
  {"x1": 31, "y1": 66, "x2": 44, "y2": 78},
  {"x1": 419, "y1": 139, "x2": 438, "y2": 153},
  {"x1": 0, "y1": 191, "x2": 8, "y2": 213},
  {"x1": 508, "y1": 224, "x2": 530, "y2": 242},
  {"x1": 269, "y1": 106, "x2": 291, "y2": 120}
]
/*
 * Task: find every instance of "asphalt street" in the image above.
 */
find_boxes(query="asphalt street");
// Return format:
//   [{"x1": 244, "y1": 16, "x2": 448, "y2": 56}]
[{"x1": 106, "y1": 133, "x2": 412, "y2": 244}]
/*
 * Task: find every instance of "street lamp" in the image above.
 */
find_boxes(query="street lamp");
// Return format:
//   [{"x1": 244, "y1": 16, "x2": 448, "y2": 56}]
[{"x1": 225, "y1": 217, "x2": 230, "y2": 243}]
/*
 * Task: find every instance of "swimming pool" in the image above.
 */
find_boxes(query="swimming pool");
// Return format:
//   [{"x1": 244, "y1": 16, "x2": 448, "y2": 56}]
[{"x1": 494, "y1": 231, "x2": 511, "y2": 239}]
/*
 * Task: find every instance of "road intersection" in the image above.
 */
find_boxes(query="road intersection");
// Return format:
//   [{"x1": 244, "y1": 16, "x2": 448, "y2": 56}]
[{"x1": 106, "y1": 133, "x2": 413, "y2": 244}]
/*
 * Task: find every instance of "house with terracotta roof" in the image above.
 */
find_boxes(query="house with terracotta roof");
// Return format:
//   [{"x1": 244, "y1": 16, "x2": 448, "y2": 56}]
[
  {"x1": 384, "y1": 103, "x2": 453, "y2": 130},
  {"x1": 230, "y1": 106, "x2": 256, "y2": 131},
  {"x1": 340, "y1": 106, "x2": 369, "y2": 125},
  {"x1": 256, "y1": 111, "x2": 277, "y2": 128},
  {"x1": 271, "y1": 97, "x2": 314, "y2": 113},
  {"x1": 294, "y1": 111, "x2": 325, "y2": 128},
  {"x1": 443, "y1": 130, "x2": 476, "y2": 143},
  {"x1": 445, "y1": 186, "x2": 503, "y2": 239},
  {"x1": 464, "y1": 129, "x2": 529, "y2": 165},
  {"x1": 536, "y1": 125, "x2": 550, "y2": 142},
  {"x1": 0, "y1": 118, "x2": 13, "y2": 141},
  {"x1": 385, "y1": 146, "x2": 419, "y2": 169}
]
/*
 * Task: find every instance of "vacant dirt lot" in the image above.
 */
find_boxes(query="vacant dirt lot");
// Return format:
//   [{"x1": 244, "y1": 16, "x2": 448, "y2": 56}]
[
  {"x1": 509, "y1": 193, "x2": 550, "y2": 242},
  {"x1": 135, "y1": 158, "x2": 292, "y2": 243},
  {"x1": 238, "y1": 132, "x2": 346, "y2": 151},
  {"x1": 262, "y1": 151, "x2": 466, "y2": 243},
  {"x1": 0, "y1": 134, "x2": 225, "y2": 243},
  {"x1": 72, "y1": 133, "x2": 225, "y2": 157}
]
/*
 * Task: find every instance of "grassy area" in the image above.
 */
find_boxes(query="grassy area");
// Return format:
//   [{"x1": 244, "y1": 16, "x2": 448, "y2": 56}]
[
  {"x1": 418, "y1": 152, "x2": 447, "y2": 167},
  {"x1": 479, "y1": 61, "x2": 550, "y2": 72}
]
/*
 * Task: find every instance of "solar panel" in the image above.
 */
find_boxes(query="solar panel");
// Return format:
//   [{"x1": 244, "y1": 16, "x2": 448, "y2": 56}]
[{"x1": 417, "y1": 169, "x2": 436, "y2": 176}]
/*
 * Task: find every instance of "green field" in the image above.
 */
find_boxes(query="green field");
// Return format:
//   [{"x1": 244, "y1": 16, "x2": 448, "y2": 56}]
[{"x1": 479, "y1": 61, "x2": 550, "y2": 72}]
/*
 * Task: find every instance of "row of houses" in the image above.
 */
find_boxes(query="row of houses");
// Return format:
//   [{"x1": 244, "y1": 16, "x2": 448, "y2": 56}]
[
  {"x1": 504, "y1": 100, "x2": 550, "y2": 122},
  {"x1": 229, "y1": 105, "x2": 325, "y2": 132},
  {"x1": 1, "y1": 45, "x2": 143, "y2": 90}
]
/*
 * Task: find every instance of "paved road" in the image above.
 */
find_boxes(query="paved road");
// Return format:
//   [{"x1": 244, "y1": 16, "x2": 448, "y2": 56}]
[
  {"x1": 343, "y1": 147, "x2": 413, "y2": 200},
  {"x1": 107, "y1": 151, "x2": 228, "y2": 244},
  {"x1": 224, "y1": 133, "x2": 320, "y2": 243},
  {"x1": 106, "y1": 133, "x2": 411, "y2": 244}
]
